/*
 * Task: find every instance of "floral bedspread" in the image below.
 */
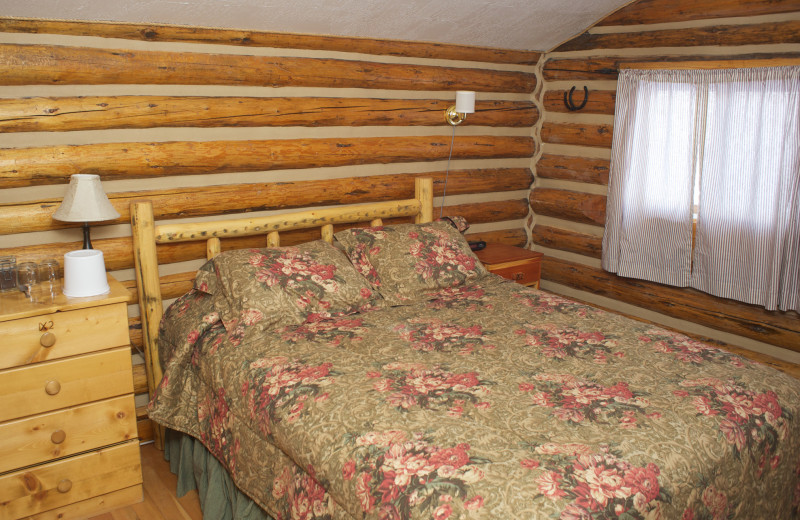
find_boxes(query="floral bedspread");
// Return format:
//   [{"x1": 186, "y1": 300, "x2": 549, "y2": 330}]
[{"x1": 149, "y1": 275, "x2": 800, "y2": 520}]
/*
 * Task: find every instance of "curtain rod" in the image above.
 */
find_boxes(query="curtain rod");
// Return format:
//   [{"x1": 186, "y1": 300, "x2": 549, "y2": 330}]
[{"x1": 620, "y1": 58, "x2": 800, "y2": 70}]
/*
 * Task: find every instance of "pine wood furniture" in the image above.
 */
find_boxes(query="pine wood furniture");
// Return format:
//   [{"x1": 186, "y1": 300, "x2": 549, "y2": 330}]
[
  {"x1": 475, "y1": 243, "x2": 543, "y2": 288},
  {"x1": 0, "y1": 275, "x2": 143, "y2": 519}
]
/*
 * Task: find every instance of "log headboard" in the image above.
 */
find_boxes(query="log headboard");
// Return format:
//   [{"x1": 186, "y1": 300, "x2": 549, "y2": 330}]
[{"x1": 130, "y1": 177, "x2": 433, "y2": 446}]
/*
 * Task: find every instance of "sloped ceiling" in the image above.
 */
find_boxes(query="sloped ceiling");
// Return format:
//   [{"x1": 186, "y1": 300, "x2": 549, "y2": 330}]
[{"x1": 0, "y1": 0, "x2": 634, "y2": 52}]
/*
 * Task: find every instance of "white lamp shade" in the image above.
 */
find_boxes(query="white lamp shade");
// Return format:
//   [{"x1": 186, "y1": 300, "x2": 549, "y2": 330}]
[
  {"x1": 455, "y1": 91, "x2": 476, "y2": 114},
  {"x1": 53, "y1": 174, "x2": 120, "y2": 223}
]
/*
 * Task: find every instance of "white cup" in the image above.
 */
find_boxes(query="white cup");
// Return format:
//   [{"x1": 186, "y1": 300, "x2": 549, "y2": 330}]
[{"x1": 63, "y1": 250, "x2": 110, "y2": 297}]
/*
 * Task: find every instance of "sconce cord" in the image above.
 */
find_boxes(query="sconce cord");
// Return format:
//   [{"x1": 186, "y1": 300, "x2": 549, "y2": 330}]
[{"x1": 440, "y1": 124, "x2": 457, "y2": 218}]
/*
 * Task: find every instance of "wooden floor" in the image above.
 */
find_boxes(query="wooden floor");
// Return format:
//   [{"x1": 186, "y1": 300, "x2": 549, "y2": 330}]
[{"x1": 88, "y1": 443, "x2": 203, "y2": 520}]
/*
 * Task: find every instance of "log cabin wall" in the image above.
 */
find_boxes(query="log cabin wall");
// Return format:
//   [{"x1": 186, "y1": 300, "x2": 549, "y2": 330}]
[
  {"x1": 534, "y1": 0, "x2": 800, "y2": 363},
  {"x1": 0, "y1": 18, "x2": 541, "y2": 441}
]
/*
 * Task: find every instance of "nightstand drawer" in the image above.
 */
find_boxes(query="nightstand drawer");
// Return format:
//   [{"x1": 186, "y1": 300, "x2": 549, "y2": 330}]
[
  {"x1": 489, "y1": 260, "x2": 541, "y2": 287},
  {"x1": 0, "y1": 395, "x2": 137, "y2": 474},
  {"x1": 0, "y1": 302, "x2": 129, "y2": 370},
  {"x1": 0, "y1": 441, "x2": 142, "y2": 519},
  {"x1": 475, "y1": 244, "x2": 543, "y2": 288},
  {"x1": 0, "y1": 347, "x2": 134, "y2": 423}
]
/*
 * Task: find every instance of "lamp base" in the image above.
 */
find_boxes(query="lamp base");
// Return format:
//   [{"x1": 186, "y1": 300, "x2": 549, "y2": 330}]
[{"x1": 63, "y1": 249, "x2": 110, "y2": 298}]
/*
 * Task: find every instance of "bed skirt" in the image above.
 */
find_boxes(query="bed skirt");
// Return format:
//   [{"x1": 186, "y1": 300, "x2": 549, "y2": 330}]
[{"x1": 164, "y1": 429, "x2": 274, "y2": 520}]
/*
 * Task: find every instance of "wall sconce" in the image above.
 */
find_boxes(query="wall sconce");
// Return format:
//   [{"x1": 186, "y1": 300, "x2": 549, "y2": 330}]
[
  {"x1": 53, "y1": 174, "x2": 120, "y2": 297},
  {"x1": 444, "y1": 90, "x2": 476, "y2": 126},
  {"x1": 440, "y1": 91, "x2": 476, "y2": 221}
]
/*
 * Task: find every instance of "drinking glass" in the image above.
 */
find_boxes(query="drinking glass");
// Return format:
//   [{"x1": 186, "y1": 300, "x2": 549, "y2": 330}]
[
  {"x1": 0, "y1": 256, "x2": 16, "y2": 293},
  {"x1": 17, "y1": 261, "x2": 39, "y2": 301},
  {"x1": 39, "y1": 259, "x2": 61, "y2": 300}
]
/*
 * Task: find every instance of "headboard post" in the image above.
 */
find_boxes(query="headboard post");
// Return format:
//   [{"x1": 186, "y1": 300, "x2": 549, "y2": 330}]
[
  {"x1": 415, "y1": 177, "x2": 434, "y2": 223},
  {"x1": 130, "y1": 200, "x2": 165, "y2": 449},
  {"x1": 207, "y1": 237, "x2": 221, "y2": 259}
]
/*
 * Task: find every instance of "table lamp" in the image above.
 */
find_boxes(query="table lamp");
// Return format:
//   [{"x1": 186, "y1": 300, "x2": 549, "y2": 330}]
[{"x1": 52, "y1": 174, "x2": 120, "y2": 297}]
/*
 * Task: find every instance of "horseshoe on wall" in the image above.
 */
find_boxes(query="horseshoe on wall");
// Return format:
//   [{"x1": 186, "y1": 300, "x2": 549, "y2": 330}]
[{"x1": 564, "y1": 86, "x2": 589, "y2": 111}]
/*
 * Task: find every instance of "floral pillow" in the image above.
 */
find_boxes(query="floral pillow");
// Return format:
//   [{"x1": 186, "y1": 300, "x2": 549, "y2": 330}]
[
  {"x1": 334, "y1": 221, "x2": 487, "y2": 305},
  {"x1": 194, "y1": 240, "x2": 381, "y2": 332}
]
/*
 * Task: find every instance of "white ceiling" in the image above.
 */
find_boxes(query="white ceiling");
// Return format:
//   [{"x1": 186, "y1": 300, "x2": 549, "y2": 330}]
[{"x1": 0, "y1": 0, "x2": 634, "y2": 52}]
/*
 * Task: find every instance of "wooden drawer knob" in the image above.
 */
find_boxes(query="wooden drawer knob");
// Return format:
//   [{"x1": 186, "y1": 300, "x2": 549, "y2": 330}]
[
  {"x1": 45, "y1": 380, "x2": 61, "y2": 395},
  {"x1": 40, "y1": 331, "x2": 56, "y2": 348},
  {"x1": 57, "y1": 479, "x2": 72, "y2": 493},
  {"x1": 51, "y1": 429, "x2": 66, "y2": 444}
]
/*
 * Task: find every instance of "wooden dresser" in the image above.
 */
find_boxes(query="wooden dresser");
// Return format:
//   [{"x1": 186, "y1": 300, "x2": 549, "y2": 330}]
[
  {"x1": 0, "y1": 275, "x2": 142, "y2": 519},
  {"x1": 475, "y1": 243, "x2": 544, "y2": 289}
]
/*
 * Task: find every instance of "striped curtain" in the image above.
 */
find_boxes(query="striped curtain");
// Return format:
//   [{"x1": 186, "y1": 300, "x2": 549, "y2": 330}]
[
  {"x1": 602, "y1": 69, "x2": 698, "y2": 287},
  {"x1": 690, "y1": 67, "x2": 800, "y2": 311},
  {"x1": 603, "y1": 66, "x2": 800, "y2": 312}
]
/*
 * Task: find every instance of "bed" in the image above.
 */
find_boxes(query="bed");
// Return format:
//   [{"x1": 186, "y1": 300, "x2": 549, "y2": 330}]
[{"x1": 132, "y1": 178, "x2": 800, "y2": 519}]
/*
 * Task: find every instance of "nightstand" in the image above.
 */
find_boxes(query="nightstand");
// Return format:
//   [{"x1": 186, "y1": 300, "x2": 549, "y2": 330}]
[
  {"x1": 475, "y1": 243, "x2": 543, "y2": 289},
  {"x1": 0, "y1": 275, "x2": 143, "y2": 519}
]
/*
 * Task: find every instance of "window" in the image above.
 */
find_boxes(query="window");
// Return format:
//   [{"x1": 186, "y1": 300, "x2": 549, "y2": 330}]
[{"x1": 602, "y1": 65, "x2": 800, "y2": 312}]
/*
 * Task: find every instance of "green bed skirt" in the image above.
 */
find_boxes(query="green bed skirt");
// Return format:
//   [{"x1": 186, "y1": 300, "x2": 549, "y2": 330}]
[{"x1": 164, "y1": 429, "x2": 274, "y2": 520}]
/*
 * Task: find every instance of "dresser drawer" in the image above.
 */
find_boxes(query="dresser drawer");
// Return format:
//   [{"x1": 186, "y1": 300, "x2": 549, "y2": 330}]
[
  {"x1": 0, "y1": 395, "x2": 137, "y2": 474},
  {"x1": 26, "y1": 485, "x2": 143, "y2": 520},
  {"x1": 0, "y1": 302, "x2": 129, "y2": 370},
  {"x1": 0, "y1": 441, "x2": 142, "y2": 519},
  {"x1": 0, "y1": 347, "x2": 134, "y2": 423},
  {"x1": 488, "y1": 259, "x2": 541, "y2": 287}
]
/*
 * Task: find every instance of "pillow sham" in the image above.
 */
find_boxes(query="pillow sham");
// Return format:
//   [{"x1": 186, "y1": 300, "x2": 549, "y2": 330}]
[
  {"x1": 194, "y1": 240, "x2": 381, "y2": 332},
  {"x1": 334, "y1": 221, "x2": 487, "y2": 305}
]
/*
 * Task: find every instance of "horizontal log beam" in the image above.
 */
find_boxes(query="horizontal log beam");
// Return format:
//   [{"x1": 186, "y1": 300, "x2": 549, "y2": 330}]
[
  {"x1": 0, "y1": 44, "x2": 535, "y2": 93},
  {"x1": 445, "y1": 199, "x2": 529, "y2": 225},
  {"x1": 557, "y1": 20, "x2": 800, "y2": 52},
  {"x1": 530, "y1": 188, "x2": 607, "y2": 226},
  {"x1": 0, "y1": 169, "x2": 532, "y2": 234},
  {"x1": 0, "y1": 135, "x2": 534, "y2": 189},
  {"x1": 2, "y1": 199, "x2": 526, "y2": 270},
  {"x1": 0, "y1": 17, "x2": 541, "y2": 65},
  {"x1": 543, "y1": 52, "x2": 800, "y2": 81},
  {"x1": 541, "y1": 256, "x2": 800, "y2": 352},
  {"x1": 465, "y1": 227, "x2": 527, "y2": 248},
  {"x1": 541, "y1": 122, "x2": 613, "y2": 148},
  {"x1": 0, "y1": 96, "x2": 538, "y2": 133},
  {"x1": 132, "y1": 363, "x2": 147, "y2": 396},
  {"x1": 129, "y1": 317, "x2": 142, "y2": 355},
  {"x1": 531, "y1": 224, "x2": 602, "y2": 258},
  {"x1": 543, "y1": 89, "x2": 615, "y2": 115},
  {"x1": 543, "y1": 57, "x2": 623, "y2": 81},
  {"x1": 599, "y1": 0, "x2": 800, "y2": 26},
  {"x1": 123, "y1": 272, "x2": 196, "y2": 310},
  {"x1": 137, "y1": 416, "x2": 153, "y2": 444},
  {"x1": 536, "y1": 154, "x2": 610, "y2": 185}
]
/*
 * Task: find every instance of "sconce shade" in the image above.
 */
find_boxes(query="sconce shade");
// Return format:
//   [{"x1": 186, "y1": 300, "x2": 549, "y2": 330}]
[
  {"x1": 53, "y1": 174, "x2": 120, "y2": 223},
  {"x1": 455, "y1": 91, "x2": 476, "y2": 114}
]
